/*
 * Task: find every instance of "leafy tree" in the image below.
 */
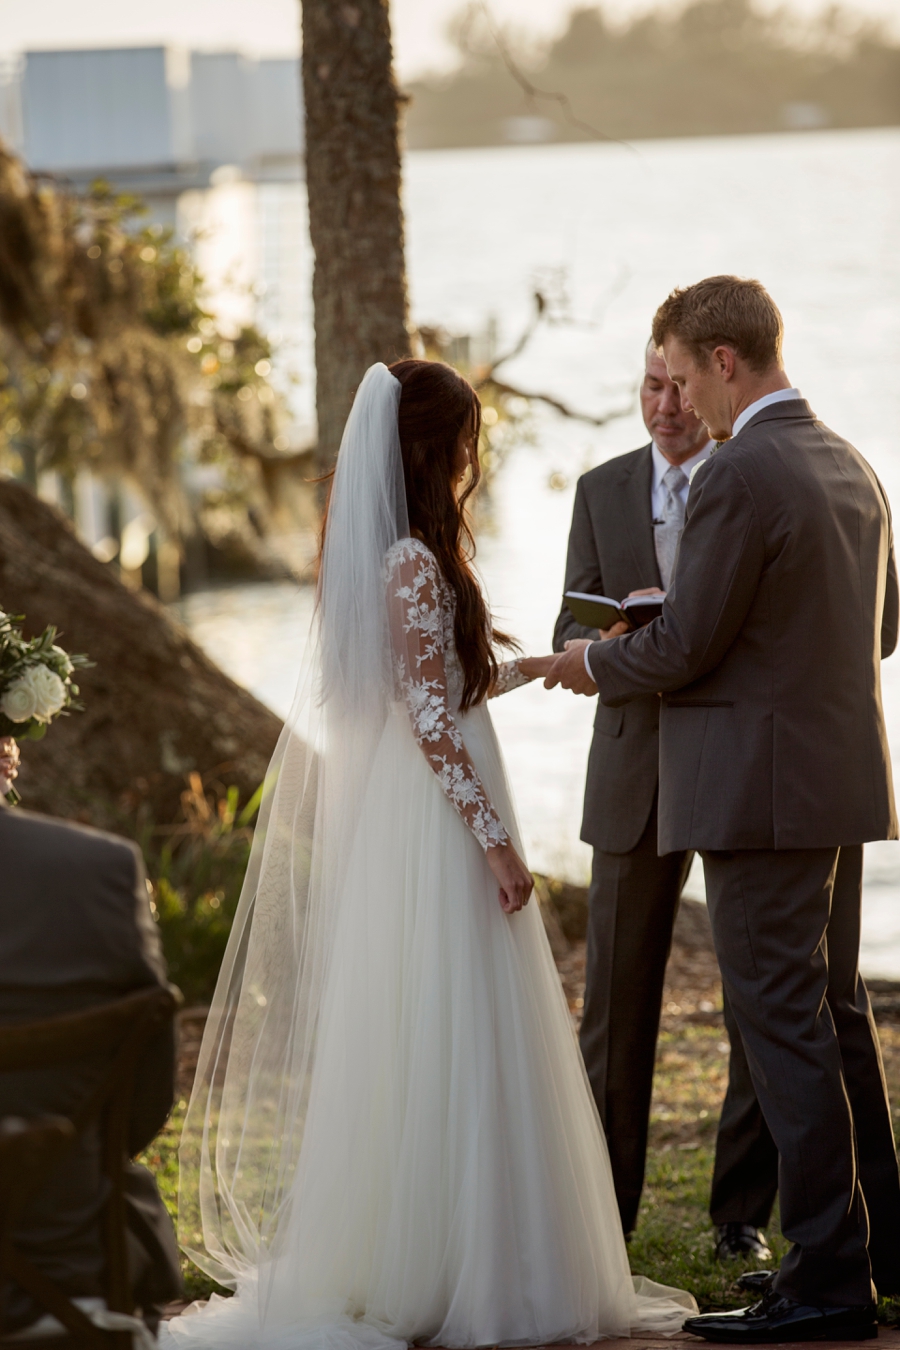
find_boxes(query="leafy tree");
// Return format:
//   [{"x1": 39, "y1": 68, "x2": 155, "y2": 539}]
[{"x1": 0, "y1": 142, "x2": 295, "y2": 548}]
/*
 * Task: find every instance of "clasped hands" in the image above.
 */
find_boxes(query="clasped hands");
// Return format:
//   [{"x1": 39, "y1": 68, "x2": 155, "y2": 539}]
[
  {"x1": 521, "y1": 632, "x2": 618, "y2": 697},
  {"x1": 527, "y1": 587, "x2": 663, "y2": 697}
]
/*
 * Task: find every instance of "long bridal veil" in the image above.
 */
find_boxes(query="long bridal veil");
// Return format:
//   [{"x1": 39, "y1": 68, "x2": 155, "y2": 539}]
[{"x1": 176, "y1": 364, "x2": 409, "y2": 1291}]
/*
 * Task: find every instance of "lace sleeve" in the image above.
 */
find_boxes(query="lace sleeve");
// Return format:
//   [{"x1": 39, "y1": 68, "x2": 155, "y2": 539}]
[
  {"x1": 489, "y1": 660, "x2": 532, "y2": 698},
  {"x1": 386, "y1": 541, "x2": 509, "y2": 852}
]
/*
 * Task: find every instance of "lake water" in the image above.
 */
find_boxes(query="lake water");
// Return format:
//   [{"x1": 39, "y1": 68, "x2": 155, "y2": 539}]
[{"x1": 178, "y1": 126, "x2": 900, "y2": 977}]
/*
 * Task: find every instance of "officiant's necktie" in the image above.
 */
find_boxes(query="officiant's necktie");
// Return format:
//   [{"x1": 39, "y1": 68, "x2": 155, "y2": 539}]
[{"x1": 653, "y1": 464, "x2": 689, "y2": 590}]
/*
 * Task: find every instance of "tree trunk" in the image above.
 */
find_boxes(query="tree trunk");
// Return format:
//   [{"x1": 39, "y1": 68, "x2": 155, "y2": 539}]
[
  {"x1": 0, "y1": 480, "x2": 282, "y2": 832},
  {"x1": 301, "y1": 0, "x2": 411, "y2": 469}
]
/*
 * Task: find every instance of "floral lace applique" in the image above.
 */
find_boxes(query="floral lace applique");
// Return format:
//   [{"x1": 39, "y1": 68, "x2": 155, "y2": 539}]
[
  {"x1": 385, "y1": 538, "x2": 509, "y2": 851},
  {"x1": 490, "y1": 660, "x2": 530, "y2": 697}
]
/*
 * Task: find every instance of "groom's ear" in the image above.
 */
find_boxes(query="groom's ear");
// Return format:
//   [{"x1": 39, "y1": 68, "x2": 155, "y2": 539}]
[{"x1": 711, "y1": 345, "x2": 738, "y2": 382}]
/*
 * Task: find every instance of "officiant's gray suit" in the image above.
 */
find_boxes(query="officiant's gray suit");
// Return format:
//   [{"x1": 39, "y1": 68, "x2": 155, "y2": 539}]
[
  {"x1": 590, "y1": 399, "x2": 900, "y2": 1303},
  {"x1": 553, "y1": 443, "x2": 743, "y2": 1237},
  {"x1": 0, "y1": 805, "x2": 182, "y2": 1333}
]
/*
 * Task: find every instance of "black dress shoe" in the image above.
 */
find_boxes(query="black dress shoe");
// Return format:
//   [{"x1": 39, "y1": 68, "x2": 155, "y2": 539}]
[
  {"x1": 715, "y1": 1222, "x2": 772, "y2": 1262},
  {"x1": 683, "y1": 1293, "x2": 877, "y2": 1343},
  {"x1": 735, "y1": 1270, "x2": 774, "y2": 1294}
]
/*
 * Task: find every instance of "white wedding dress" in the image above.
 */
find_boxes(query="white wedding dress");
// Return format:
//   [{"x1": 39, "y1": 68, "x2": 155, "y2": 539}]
[{"x1": 161, "y1": 367, "x2": 694, "y2": 1350}]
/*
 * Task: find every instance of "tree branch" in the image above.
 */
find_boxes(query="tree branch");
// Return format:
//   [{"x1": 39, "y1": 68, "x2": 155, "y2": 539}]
[
  {"x1": 470, "y1": 289, "x2": 635, "y2": 428},
  {"x1": 479, "y1": 2, "x2": 637, "y2": 154},
  {"x1": 485, "y1": 376, "x2": 635, "y2": 428}
]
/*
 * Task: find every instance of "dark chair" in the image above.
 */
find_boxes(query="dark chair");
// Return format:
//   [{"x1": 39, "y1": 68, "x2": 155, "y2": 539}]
[{"x1": 0, "y1": 986, "x2": 178, "y2": 1348}]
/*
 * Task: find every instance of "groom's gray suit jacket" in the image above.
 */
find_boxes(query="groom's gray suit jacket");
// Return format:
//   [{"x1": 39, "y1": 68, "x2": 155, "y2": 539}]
[
  {"x1": 590, "y1": 399, "x2": 899, "y2": 853},
  {"x1": 553, "y1": 444, "x2": 664, "y2": 854}
]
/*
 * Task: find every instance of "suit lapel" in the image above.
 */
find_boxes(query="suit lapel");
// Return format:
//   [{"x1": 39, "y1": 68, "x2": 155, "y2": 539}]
[{"x1": 618, "y1": 445, "x2": 662, "y2": 588}]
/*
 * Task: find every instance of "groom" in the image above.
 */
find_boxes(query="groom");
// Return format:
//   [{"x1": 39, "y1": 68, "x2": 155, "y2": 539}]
[
  {"x1": 547, "y1": 275, "x2": 900, "y2": 1340},
  {"x1": 552, "y1": 342, "x2": 779, "y2": 1257}
]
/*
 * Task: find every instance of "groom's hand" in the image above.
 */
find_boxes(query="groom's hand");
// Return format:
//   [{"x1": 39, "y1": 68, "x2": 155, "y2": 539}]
[{"x1": 544, "y1": 639, "x2": 599, "y2": 695}]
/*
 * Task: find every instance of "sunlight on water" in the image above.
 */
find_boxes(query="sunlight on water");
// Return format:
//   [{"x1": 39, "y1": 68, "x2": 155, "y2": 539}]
[{"x1": 178, "y1": 126, "x2": 900, "y2": 975}]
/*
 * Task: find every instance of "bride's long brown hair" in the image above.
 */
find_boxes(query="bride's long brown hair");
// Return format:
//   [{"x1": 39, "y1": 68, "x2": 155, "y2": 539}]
[{"x1": 389, "y1": 359, "x2": 517, "y2": 711}]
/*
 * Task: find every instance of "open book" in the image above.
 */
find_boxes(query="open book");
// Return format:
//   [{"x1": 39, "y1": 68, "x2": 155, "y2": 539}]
[{"x1": 564, "y1": 590, "x2": 666, "y2": 631}]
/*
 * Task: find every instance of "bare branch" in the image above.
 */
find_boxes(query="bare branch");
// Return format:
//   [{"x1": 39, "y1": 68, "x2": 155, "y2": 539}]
[
  {"x1": 474, "y1": 290, "x2": 545, "y2": 377},
  {"x1": 470, "y1": 288, "x2": 635, "y2": 427},
  {"x1": 486, "y1": 376, "x2": 635, "y2": 428},
  {"x1": 479, "y1": 2, "x2": 637, "y2": 154}
]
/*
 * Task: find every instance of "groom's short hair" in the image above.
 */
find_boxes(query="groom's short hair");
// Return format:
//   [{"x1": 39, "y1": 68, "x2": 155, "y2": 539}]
[{"x1": 652, "y1": 276, "x2": 784, "y2": 374}]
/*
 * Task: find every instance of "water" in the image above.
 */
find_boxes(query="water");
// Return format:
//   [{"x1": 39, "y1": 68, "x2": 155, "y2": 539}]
[{"x1": 177, "y1": 126, "x2": 900, "y2": 976}]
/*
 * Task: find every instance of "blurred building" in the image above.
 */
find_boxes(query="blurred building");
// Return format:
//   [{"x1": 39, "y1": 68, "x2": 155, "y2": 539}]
[{"x1": 0, "y1": 46, "x2": 303, "y2": 226}]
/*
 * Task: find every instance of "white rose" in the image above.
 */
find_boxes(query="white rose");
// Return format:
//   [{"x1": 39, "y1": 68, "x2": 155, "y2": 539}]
[
  {"x1": 29, "y1": 665, "x2": 68, "y2": 722},
  {"x1": 1, "y1": 675, "x2": 39, "y2": 723},
  {"x1": 1, "y1": 665, "x2": 67, "y2": 725}
]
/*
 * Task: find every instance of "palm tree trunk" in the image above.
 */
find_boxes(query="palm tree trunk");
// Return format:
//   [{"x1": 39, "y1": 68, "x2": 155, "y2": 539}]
[{"x1": 301, "y1": 0, "x2": 411, "y2": 470}]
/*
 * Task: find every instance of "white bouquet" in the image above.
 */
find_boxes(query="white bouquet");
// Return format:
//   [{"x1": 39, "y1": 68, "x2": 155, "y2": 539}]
[{"x1": 0, "y1": 607, "x2": 91, "y2": 803}]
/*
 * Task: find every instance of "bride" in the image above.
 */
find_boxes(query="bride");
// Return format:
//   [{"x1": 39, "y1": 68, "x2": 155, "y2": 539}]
[{"x1": 161, "y1": 360, "x2": 694, "y2": 1350}]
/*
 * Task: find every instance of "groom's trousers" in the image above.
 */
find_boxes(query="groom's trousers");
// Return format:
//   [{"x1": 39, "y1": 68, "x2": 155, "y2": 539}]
[{"x1": 703, "y1": 844, "x2": 900, "y2": 1307}]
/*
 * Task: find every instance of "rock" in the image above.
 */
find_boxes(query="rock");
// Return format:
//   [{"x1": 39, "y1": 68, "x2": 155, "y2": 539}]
[
  {"x1": 0, "y1": 480, "x2": 283, "y2": 831},
  {"x1": 535, "y1": 874, "x2": 716, "y2": 958},
  {"x1": 673, "y1": 894, "x2": 715, "y2": 953},
  {"x1": 535, "y1": 874, "x2": 590, "y2": 943}
]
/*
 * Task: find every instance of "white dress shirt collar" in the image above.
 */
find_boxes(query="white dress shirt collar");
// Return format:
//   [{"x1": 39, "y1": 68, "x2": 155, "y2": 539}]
[{"x1": 731, "y1": 387, "x2": 802, "y2": 439}]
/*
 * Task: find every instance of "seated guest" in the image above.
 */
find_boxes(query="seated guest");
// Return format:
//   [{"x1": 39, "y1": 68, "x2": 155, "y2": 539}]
[{"x1": 0, "y1": 739, "x2": 182, "y2": 1335}]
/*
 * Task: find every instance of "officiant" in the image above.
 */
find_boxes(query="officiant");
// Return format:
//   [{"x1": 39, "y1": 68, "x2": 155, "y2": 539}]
[{"x1": 553, "y1": 342, "x2": 776, "y2": 1257}]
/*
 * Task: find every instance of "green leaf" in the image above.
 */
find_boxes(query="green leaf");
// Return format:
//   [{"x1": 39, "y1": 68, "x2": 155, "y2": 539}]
[{"x1": 237, "y1": 781, "x2": 265, "y2": 828}]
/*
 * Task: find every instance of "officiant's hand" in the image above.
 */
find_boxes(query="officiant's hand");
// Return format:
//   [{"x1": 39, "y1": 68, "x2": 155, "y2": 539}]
[
  {"x1": 599, "y1": 621, "x2": 630, "y2": 640},
  {"x1": 486, "y1": 840, "x2": 533, "y2": 914},
  {"x1": 544, "y1": 639, "x2": 602, "y2": 695}
]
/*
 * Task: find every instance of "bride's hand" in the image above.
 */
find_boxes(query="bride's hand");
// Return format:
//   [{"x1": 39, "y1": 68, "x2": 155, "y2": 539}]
[
  {"x1": 486, "y1": 840, "x2": 533, "y2": 914},
  {"x1": 517, "y1": 655, "x2": 557, "y2": 679},
  {"x1": 0, "y1": 736, "x2": 20, "y2": 797}
]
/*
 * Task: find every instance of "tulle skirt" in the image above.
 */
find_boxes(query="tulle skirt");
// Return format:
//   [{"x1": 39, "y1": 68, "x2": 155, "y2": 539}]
[{"x1": 162, "y1": 702, "x2": 694, "y2": 1349}]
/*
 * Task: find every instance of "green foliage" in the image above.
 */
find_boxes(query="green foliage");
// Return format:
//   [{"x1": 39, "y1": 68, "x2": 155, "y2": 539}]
[
  {"x1": 143, "y1": 774, "x2": 261, "y2": 1006},
  {"x1": 0, "y1": 145, "x2": 293, "y2": 538},
  {"x1": 0, "y1": 606, "x2": 91, "y2": 739}
]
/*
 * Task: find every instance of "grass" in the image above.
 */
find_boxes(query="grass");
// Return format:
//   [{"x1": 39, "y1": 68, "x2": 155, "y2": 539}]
[
  {"x1": 138, "y1": 1104, "x2": 233, "y2": 1304},
  {"x1": 630, "y1": 1024, "x2": 789, "y2": 1307},
  {"x1": 632, "y1": 1021, "x2": 900, "y2": 1324},
  {"x1": 141, "y1": 1020, "x2": 900, "y2": 1320}
]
